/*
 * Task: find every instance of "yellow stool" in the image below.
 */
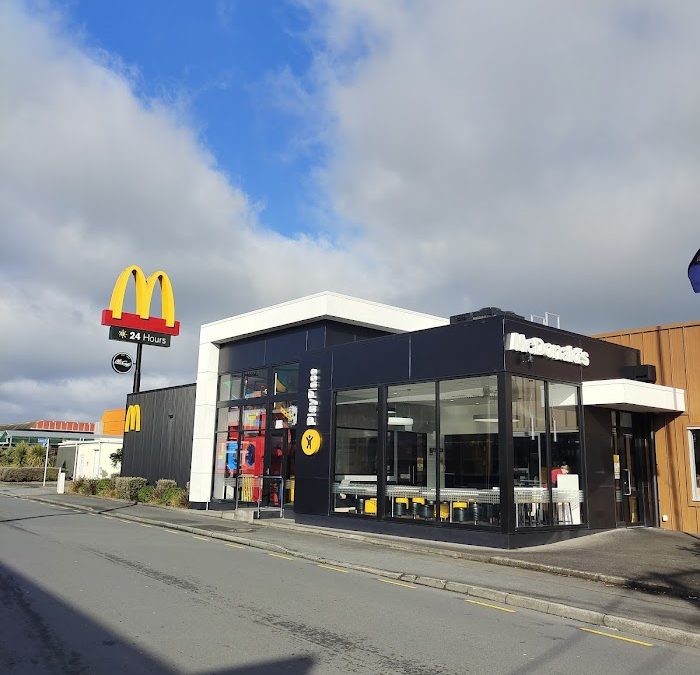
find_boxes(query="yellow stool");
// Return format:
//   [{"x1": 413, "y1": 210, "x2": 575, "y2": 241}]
[
  {"x1": 395, "y1": 497, "x2": 409, "y2": 516},
  {"x1": 410, "y1": 496, "x2": 426, "y2": 517},
  {"x1": 453, "y1": 501, "x2": 469, "y2": 523},
  {"x1": 364, "y1": 498, "x2": 377, "y2": 515},
  {"x1": 439, "y1": 502, "x2": 450, "y2": 521}
]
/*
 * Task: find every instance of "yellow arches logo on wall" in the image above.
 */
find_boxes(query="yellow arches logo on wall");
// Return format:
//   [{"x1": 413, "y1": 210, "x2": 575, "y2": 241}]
[
  {"x1": 101, "y1": 265, "x2": 180, "y2": 336},
  {"x1": 301, "y1": 429, "x2": 321, "y2": 456},
  {"x1": 124, "y1": 405, "x2": 141, "y2": 433}
]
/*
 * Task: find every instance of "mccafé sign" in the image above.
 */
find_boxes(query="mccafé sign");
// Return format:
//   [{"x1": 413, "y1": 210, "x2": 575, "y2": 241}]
[{"x1": 102, "y1": 266, "x2": 179, "y2": 346}]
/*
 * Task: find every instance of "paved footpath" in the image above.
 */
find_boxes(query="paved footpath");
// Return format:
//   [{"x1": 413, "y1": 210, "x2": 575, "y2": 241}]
[{"x1": 3, "y1": 483, "x2": 699, "y2": 650}]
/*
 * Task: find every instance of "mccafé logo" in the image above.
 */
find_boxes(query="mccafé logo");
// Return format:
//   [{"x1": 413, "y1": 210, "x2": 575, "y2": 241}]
[
  {"x1": 101, "y1": 265, "x2": 180, "y2": 335},
  {"x1": 124, "y1": 404, "x2": 141, "y2": 433}
]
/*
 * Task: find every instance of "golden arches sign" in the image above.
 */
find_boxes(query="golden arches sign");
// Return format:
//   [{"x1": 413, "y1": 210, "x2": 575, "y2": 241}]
[
  {"x1": 124, "y1": 404, "x2": 141, "y2": 433},
  {"x1": 101, "y1": 265, "x2": 180, "y2": 335}
]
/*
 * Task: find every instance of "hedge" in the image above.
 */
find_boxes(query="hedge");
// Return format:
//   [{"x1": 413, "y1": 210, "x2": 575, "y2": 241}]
[
  {"x1": 0, "y1": 467, "x2": 59, "y2": 482},
  {"x1": 115, "y1": 476, "x2": 147, "y2": 500},
  {"x1": 137, "y1": 485, "x2": 155, "y2": 503}
]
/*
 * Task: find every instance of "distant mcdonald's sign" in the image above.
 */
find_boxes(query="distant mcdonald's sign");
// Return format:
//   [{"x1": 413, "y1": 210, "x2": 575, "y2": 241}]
[
  {"x1": 124, "y1": 405, "x2": 141, "y2": 433},
  {"x1": 101, "y1": 265, "x2": 180, "y2": 336}
]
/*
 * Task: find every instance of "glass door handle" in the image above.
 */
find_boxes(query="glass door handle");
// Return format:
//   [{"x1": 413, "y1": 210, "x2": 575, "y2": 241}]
[{"x1": 624, "y1": 469, "x2": 632, "y2": 496}]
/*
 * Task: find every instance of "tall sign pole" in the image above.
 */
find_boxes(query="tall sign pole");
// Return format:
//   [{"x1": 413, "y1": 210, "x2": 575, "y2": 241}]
[
  {"x1": 132, "y1": 343, "x2": 143, "y2": 393},
  {"x1": 101, "y1": 266, "x2": 180, "y2": 395}
]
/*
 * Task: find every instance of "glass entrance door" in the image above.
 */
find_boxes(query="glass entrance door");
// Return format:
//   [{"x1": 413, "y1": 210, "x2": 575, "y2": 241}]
[
  {"x1": 613, "y1": 412, "x2": 651, "y2": 527},
  {"x1": 620, "y1": 433, "x2": 642, "y2": 525}
]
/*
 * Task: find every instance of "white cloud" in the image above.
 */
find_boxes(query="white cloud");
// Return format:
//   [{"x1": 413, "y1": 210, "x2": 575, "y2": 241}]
[
  {"x1": 309, "y1": 1, "x2": 700, "y2": 328},
  {"x1": 0, "y1": 1, "x2": 384, "y2": 422},
  {"x1": 3, "y1": 1, "x2": 700, "y2": 422}
]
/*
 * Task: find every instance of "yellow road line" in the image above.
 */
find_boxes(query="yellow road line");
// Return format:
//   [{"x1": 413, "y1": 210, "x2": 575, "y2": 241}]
[
  {"x1": 580, "y1": 628, "x2": 653, "y2": 647},
  {"x1": 465, "y1": 599, "x2": 515, "y2": 613},
  {"x1": 377, "y1": 578, "x2": 416, "y2": 589},
  {"x1": 268, "y1": 553, "x2": 295, "y2": 560},
  {"x1": 226, "y1": 543, "x2": 245, "y2": 549},
  {"x1": 138, "y1": 523, "x2": 152, "y2": 528},
  {"x1": 192, "y1": 535, "x2": 209, "y2": 541},
  {"x1": 317, "y1": 564, "x2": 348, "y2": 573}
]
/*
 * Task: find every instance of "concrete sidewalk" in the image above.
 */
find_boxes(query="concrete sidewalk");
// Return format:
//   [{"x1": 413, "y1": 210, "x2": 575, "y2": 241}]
[{"x1": 3, "y1": 484, "x2": 699, "y2": 649}]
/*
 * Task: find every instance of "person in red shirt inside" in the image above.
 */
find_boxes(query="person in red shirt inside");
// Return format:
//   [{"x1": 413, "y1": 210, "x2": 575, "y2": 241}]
[{"x1": 550, "y1": 463, "x2": 570, "y2": 486}]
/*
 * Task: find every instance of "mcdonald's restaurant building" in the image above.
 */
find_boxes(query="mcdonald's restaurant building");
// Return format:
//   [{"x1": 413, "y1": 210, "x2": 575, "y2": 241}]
[
  {"x1": 121, "y1": 292, "x2": 700, "y2": 547},
  {"x1": 119, "y1": 291, "x2": 694, "y2": 550}
]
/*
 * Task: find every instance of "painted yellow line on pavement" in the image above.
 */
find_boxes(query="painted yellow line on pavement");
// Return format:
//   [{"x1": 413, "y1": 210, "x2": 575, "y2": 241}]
[
  {"x1": 138, "y1": 523, "x2": 152, "y2": 528},
  {"x1": 317, "y1": 564, "x2": 348, "y2": 573},
  {"x1": 226, "y1": 543, "x2": 245, "y2": 549},
  {"x1": 268, "y1": 553, "x2": 295, "y2": 561},
  {"x1": 465, "y1": 599, "x2": 515, "y2": 613},
  {"x1": 192, "y1": 535, "x2": 209, "y2": 541},
  {"x1": 377, "y1": 578, "x2": 416, "y2": 589},
  {"x1": 580, "y1": 628, "x2": 653, "y2": 647}
]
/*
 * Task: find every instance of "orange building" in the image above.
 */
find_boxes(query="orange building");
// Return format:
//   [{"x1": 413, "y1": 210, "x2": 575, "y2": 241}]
[
  {"x1": 596, "y1": 320, "x2": 700, "y2": 534},
  {"x1": 99, "y1": 408, "x2": 126, "y2": 437}
]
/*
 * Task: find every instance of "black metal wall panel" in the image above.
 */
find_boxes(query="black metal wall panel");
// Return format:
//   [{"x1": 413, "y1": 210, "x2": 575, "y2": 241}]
[
  {"x1": 331, "y1": 334, "x2": 411, "y2": 389},
  {"x1": 582, "y1": 407, "x2": 616, "y2": 530},
  {"x1": 218, "y1": 320, "x2": 393, "y2": 373},
  {"x1": 121, "y1": 384, "x2": 196, "y2": 487},
  {"x1": 410, "y1": 319, "x2": 504, "y2": 380}
]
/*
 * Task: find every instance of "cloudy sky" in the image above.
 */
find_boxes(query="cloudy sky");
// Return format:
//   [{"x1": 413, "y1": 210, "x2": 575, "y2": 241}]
[{"x1": 2, "y1": 0, "x2": 700, "y2": 423}]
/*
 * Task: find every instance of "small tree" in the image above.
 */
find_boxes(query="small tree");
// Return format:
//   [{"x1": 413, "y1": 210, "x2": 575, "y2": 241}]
[
  {"x1": 26, "y1": 444, "x2": 47, "y2": 467},
  {"x1": 10, "y1": 441, "x2": 30, "y2": 466},
  {"x1": 109, "y1": 448, "x2": 123, "y2": 469}
]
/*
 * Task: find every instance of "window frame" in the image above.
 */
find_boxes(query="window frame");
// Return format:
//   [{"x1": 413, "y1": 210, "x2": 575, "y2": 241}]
[{"x1": 688, "y1": 428, "x2": 700, "y2": 502}]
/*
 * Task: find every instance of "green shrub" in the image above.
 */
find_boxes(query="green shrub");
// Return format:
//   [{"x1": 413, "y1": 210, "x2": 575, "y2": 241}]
[
  {"x1": 69, "y1": 477, "x2": 84, "y2": 493},
  {"x1": 78, "y1": 479, "x2": 98, "y2": 496},
  {"x1": 96, "y1": 479, "x2": 112, "y2": 495},
  {"x1": 137, "y1": 485, "x2": 155, "y2": 503},
  {"x1": 160, "y1": 487, "x2": 188, "y2": 507},
  {"x1": 115, "y1": 476, "x2": 147, "y2": 500},
  {"x1": 0, "y1": 467, "x2": 59, "y2": 482},
  {"x1": 155, "y1": 479, "x2": 177, "y2": 495}
]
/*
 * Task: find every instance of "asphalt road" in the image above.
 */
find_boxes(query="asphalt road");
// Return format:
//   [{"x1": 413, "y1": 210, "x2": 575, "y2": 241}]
[{"x1": 1, "y1": 494, "x2": 698, "y2": 674}]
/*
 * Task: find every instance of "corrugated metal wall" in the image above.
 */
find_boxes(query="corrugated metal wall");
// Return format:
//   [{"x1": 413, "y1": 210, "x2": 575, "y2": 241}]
[{"x1": 121, "y1": 384, "x2": 196, "y2": 488}]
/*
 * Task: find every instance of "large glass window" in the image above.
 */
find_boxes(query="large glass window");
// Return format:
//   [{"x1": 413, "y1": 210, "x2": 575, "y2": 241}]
[
  {"x1": 219, "y1": 373, "x2": 242, "y2": 402},
  {"x1": 213, "y1": 407, "x2": 240, "y2": 500},
  {"x1": 548, "y1": 383, "x2": 583, "y2": 525},
  {"x1": 512, "y1": 377, "x2": 584, "y2": 528},
  {"x1": 273, "y1": 364, "x2": 299, "y2": 396},
  {"x1": 438, "y1": 376, "x2": 500, "y2": 526},
  {"x1": 689, "y1": 429, "x2": 700, "y2": 502},
  {"x1": 243, "y1": 369, "x2": 268, "y2": 399},
  {"x1": 332, "y1": 388, "x2": 379, "y2": 517},
  {"x1": 386, "y1": 382, "x2": 437, "y2": 521}
]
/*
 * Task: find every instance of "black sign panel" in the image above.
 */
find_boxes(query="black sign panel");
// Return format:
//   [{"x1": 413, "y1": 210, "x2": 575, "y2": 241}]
[
  {"x1": 111, "y1": 353, "x2": 133, "y2": 374},
  {"x1": 109, "y1": 326, "x2": 171, "y2": 348}
]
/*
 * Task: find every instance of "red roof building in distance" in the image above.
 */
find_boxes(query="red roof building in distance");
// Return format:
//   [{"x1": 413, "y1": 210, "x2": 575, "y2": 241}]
[{"x1": 32, "y1": 420, "x2": 95, "y2": 433}]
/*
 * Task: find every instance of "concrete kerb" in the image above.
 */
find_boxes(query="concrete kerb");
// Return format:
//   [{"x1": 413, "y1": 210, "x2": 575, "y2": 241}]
[
  {"x1": 262, "y1": 520, "x2": 686, "y2": 599},
  {"x1": 16, "y1": 494, "x2": 700, "y2": 650}
]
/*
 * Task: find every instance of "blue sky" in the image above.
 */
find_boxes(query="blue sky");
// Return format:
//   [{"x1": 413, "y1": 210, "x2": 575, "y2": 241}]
[
  {"x1": 65, "y1": 0, "x2": 320, "y2": 237},
  {"x1": 3, "y1": 1, "x2": 700, "y2": 421}
]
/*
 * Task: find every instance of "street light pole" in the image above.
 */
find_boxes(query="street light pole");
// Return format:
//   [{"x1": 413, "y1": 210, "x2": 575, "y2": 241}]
[{"x1": 42, "y1": 438, "x2": 50, "y2": 486}]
